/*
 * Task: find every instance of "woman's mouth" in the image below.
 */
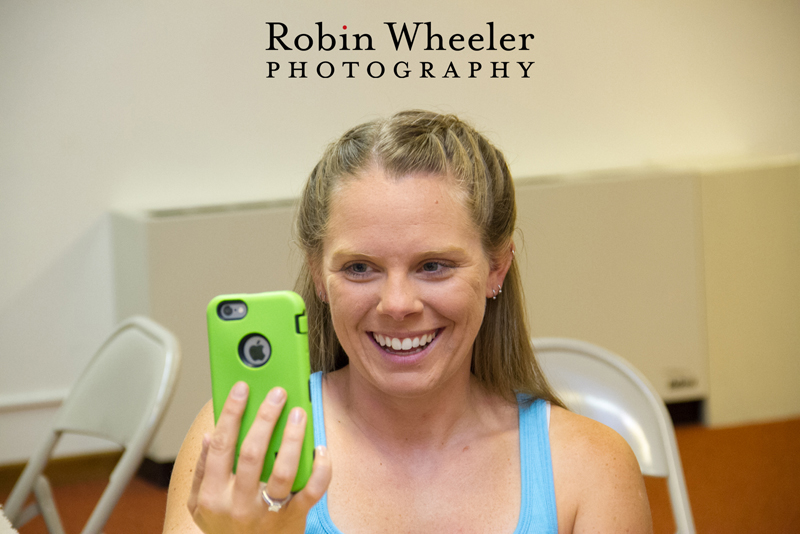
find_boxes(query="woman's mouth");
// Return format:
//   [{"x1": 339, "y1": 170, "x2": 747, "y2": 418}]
[{"x1": 371, "y1": 330, "x2": 439, "y2": 355}]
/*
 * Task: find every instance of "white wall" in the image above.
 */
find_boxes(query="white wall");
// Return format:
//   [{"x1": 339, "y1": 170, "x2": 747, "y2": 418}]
[
  {"x1": 700, "y1": 163, "x2": 800, "y2": 426},
  {"x1": 1, "y1": 0, "x2": 799, "y2": 463}
]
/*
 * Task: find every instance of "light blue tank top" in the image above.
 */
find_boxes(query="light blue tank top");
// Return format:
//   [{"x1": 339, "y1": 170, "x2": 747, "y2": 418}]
[{"x1": 305, "y1": 372, "x2": 558, "y2": 533}]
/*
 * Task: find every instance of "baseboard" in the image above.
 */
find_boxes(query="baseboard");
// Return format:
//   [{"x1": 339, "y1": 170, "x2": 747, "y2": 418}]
[
  {"x1": 136, "y1": 458, "x2": 175, "y2": 488},
  {"x1": 0, "y1": 451, "x2": 178, "y2": 495},
  {"x1": 0, "y1": 451, "x2": 122, "y2": 494},
  {"x1": 666, "y1": 399, "x2": 704, "y2": 426}
]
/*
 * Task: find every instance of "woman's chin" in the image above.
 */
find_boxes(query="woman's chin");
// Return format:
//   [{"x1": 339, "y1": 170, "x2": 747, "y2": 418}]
[{"x1": 370, "y1": 373, "x2": 441, "y2": 399}]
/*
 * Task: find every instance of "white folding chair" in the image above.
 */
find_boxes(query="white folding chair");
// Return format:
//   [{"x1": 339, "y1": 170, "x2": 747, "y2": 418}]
[
  {"x1": 4, "y1": 316, "x2": 181, "y2": 534},
  {"x1": 533, "y1": 337, "x2": 695, "y2": 534}
]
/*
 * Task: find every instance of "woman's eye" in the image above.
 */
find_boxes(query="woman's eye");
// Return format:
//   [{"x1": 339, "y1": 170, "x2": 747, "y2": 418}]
[
  {"x1": 420, "y1": 261, "x2": 452, "y2": 275},
  {"x1": 344, "y1": 262, "x2": 372, "y2": 277}
]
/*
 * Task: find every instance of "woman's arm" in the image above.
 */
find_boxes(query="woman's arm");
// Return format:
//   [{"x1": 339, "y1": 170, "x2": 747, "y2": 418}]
[
  {"x1": 550, "y1": 406, "x2": 653, "y2": 534},
  {"x1": 162, "y1": 384, "x2": 332, "y2": 533}
]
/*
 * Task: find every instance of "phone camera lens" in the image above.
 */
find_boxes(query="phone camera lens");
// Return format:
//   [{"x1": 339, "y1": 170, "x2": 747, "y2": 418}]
[{"x1": 218, "y1": 300, "x2": 246, "y2": 320}]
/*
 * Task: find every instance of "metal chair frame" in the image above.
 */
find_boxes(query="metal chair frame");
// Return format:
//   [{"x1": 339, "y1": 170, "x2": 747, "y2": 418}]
[
  {"x1": 534, "y1": 337, "x2": 695, "y2": 533},
  {"x1": 4, "y1": 316, "x2": 180, "y2": 534}
]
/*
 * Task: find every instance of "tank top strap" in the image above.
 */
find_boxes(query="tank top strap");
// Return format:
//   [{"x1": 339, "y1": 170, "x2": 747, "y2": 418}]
[
  {"x1": 306, "y1": 372, "x2": 343, "y2": 534},
  {"x1": 309, "y1": 371, "x2": 327, "y2": 447},
  {"x1": 514, "y1": 398, "x2": 558, "y2": 534}
]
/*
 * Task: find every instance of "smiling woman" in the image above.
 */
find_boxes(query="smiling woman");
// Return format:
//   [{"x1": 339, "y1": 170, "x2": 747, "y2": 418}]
[
  {"x1": 294, "y1": 111, "x2": 549, "y2": 401},
  {"x1": 163, "y1": 110, "x2": 653, "y2": 534}
]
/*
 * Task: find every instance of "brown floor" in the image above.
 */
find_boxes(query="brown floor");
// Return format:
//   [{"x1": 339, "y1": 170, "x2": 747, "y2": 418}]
[
  {"x1": 2, "y1": 417, "x2": 800, "y2": 533},
  {"x1": 650, "y1": 417, "x2": 800, "y2": 534}
]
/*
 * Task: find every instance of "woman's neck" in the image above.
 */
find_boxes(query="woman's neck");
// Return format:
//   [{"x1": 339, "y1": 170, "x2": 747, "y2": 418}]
[{"x1": 325, "y1": 365, "x2": 499, "y2": 452}]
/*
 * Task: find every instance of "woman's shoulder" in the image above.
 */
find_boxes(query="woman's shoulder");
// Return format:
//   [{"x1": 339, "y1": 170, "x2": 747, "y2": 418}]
[
  {"x1": 548, "y1": 405, "x2": 653, "y2": 533},
  {"x1": 162, "y1": 400, "x2": 214, "y2": 533},
  {"x1": 549, "y1": 404, "x2": 633, "y2": 457},
  {"x1": 175, "y1": 399, "x2": 215, "y2": 464}
]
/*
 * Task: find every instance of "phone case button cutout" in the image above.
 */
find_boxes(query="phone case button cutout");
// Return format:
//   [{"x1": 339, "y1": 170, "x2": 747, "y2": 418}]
[{"x1": 296, "y1": 314, "x2": 308, "y2": 334}]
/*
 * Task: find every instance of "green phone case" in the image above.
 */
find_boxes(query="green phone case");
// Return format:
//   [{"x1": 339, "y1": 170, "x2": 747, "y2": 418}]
[{"x1": 207, "y1": 290, "x2": 314, "y2": 492}]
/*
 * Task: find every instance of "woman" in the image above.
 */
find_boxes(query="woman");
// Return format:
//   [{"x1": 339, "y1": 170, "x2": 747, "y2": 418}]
[{"x1": 163, "y1": 110, "x2": 652, "y2": 533}]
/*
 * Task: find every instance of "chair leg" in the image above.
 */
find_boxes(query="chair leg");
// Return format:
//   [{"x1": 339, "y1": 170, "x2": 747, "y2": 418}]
[
  {"x1": 33, "y1": 476, "x2": 66, "y2": 534},
  {"x1": 13, "y1": 502, "x2": 41, "y2": 529}
]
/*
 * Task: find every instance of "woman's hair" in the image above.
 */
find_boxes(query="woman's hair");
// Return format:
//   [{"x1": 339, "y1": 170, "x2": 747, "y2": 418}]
[{"x1": 294, "y1": 110, "x2": 562, "y2": 405}]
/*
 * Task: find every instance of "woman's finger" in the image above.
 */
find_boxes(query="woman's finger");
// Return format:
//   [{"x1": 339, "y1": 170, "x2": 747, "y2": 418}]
[
  {"x1": 263, "y1": 406, "x2": 308, "y2": 500},
  {"x1": 186, "y1": 433, "x2": 211, "y2": 515},
  {"x1": 232, "y1": 387, "x2": 287, "y2": 503},
  {"x1": 202, "y1": 381, "x2": 249, "y2": 486},
  {"x1": 290, "y1": 445, "x2": 333, "y2": 512}
]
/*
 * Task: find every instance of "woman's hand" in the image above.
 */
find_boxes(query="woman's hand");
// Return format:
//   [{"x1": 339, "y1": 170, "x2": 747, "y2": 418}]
[{"x1": 187, "y1": 382, "x2": 332, "y2": 533}]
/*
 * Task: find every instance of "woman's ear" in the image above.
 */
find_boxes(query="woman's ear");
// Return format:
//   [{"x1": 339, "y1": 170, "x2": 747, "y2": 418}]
[
  {"x1": 310, "y1": 262, "x2": 327, "y2": 303},
  {"x1": 486, "y1": 242, "x2": 515, "y2": 299}
]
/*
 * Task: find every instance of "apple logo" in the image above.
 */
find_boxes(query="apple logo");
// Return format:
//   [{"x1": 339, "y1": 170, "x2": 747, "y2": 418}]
[
  {"x1": 240, "y1": 334, "x2": 271, "y2": 367},
  {"x1": 250, "y1": 342, "x2": 267, "y2": 363}
]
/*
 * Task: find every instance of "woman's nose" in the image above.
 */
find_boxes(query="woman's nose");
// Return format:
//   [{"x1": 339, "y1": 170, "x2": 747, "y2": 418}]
[{"x1": 376, "y1": 274, "x2": 423, "y2": 321}]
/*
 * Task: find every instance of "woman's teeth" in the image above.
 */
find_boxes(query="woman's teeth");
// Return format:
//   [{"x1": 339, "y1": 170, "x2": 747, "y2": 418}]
[{"x1": 373, "y1": 331, "x2": 437, "y2": 351}]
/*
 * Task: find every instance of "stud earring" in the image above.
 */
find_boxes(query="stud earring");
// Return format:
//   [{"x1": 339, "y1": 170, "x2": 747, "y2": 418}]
[{"x1": 491, "y1": 284, "x2": 502, "y2": 300}]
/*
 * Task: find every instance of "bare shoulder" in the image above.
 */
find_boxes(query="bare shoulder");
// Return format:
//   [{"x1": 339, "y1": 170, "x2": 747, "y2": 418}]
[
  {"x1": 162, "y1": 400, "x2": 214, "y2": 533},
  {"x1": 549, "y1": 405, "x2": 653, "y2": 534}
]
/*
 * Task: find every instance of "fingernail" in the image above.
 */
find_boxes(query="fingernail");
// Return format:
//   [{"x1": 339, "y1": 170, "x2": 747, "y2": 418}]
[
  {"x1": 289, "y1": 407, "x2": 305, "y2": 424},
  {"x1": 315, "y1": 445, "x2": 327, "y2": 458},
  {"x1": 232, "y1": 382, "x2": 248, "y2": 399},
  {"x1": 268, "y1": 387, "x2": 286, "y2": 405}
]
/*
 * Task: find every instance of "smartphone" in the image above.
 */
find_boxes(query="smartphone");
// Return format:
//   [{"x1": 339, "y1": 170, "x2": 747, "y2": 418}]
[{"x1": 207, "y1": 290, "x2": 314, "y2": 492}]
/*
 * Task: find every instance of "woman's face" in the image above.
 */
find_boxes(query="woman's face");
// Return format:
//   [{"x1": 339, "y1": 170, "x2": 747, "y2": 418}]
[{"x1": 317, "y1": 167, "x2": 504, "y2": 398}]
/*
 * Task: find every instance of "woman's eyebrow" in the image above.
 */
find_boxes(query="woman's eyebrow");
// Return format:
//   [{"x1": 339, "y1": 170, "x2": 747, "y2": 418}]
[
  {"x1": 329, "y1": 246, "x2": 469, "y2": 261},
  {"x1": 414, "y1": 247, "x2": 472, "y2": 260},
  {"x1": 328, "y1": 247, "x2": 371, "y2": 259}
]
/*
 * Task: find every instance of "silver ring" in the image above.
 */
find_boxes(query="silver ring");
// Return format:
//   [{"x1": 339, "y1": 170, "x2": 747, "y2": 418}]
[{"x1": 262, "y1": 488, "x2": 292, "y2": 512}]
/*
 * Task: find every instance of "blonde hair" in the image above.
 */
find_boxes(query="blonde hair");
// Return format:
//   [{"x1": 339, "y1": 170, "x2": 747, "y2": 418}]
[{"x1": 294, "y1": 110, "x2": 561, "y2": 404}]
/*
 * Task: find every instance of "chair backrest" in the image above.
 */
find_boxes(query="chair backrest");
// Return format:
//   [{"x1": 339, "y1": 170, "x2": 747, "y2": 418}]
[
  {"x1": 533, "y1": 337, "x2": 695, "y2": 534},
  {"x1": 4, "y1": 316, "x2": 181, "y2": 534}
]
